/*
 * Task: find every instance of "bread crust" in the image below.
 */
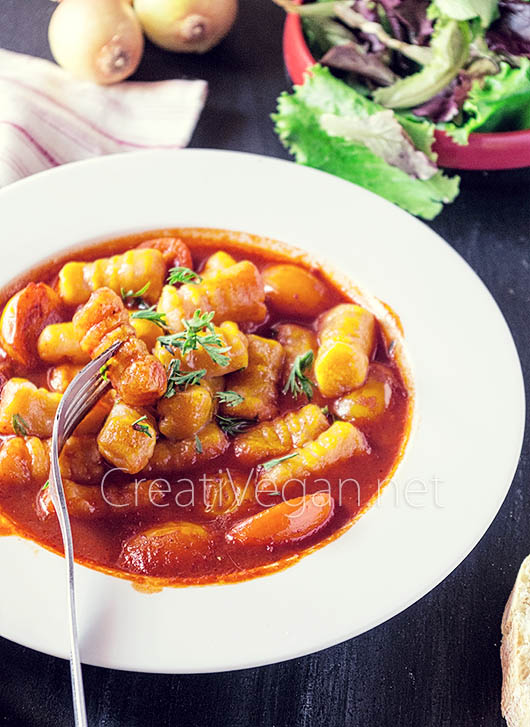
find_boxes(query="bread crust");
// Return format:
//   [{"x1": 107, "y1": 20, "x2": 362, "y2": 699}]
[{"x1": 501, "y1": 555, "x2": 530, "y2": 726}]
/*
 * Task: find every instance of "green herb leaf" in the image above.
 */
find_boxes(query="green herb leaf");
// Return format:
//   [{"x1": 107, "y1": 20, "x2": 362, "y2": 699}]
[
  {"x1": 261, "y1": 453, "x2": 299, "y2": 472},
  {"x1": 283, "y1": 350, "x2": 315, "y2": 400},
  {"x1": 168, "y1": 266, "x2": 202, "y2": 286},
  {"x1": 131, "y1": 415, "x2": 152, "y2": 438},
  {"x1": 321, "y1": 405, "x2": 329, "y2": 416},
  {"x1": 121, "y1": 282, "x2": 151, "y2": 309},
  {"x1": 157, "y1": 309, "x2": 231, "y2": 367},
  {"x1": 130, "y1": 306, "x2": 168, "y2": 330},
  {"x1": 216, "y1": 414, "x2": 256, "y2": 437},
  {"x1": 12, "y1": 414, "x2": 29, "y2": 437},
  {"x1": 194, "y1": 434, "x2": 203, "y2": 454},
  {"x1": 99, "y1": 362, "x2": 110, "y2": 382},
  {"x1": 42, "y1": 480, "x2": 50, "y2": 491},
  {"x1": 216, "y1": 390, "x2": 245, "y2": 407},
  {"x1": 200, "y1": 340, "x2": 231, "y2": 367},
  {"x1": 164, "y1": 360, "x2": 207, "y2": 397}
]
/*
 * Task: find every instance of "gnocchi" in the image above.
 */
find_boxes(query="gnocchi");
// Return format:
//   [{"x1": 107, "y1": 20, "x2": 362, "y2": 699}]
[
  {"x1": 157, "y1": 384, "x2": 213, "y2": 441},
  {"x1": 58, "y1": 248, "x2": 165, "y2": 306},
  {"x1": 97, "y1": 401, "x2": 157, "y2": 474},
  {"x1": 0, "y1": 379, "x2": 61, "y2": 438},
  {"x1": 258, "y1": 422, "x2": 369, "y2": 492},
  {"x1": 0, "y1": 230, "x2": 410, "y2": 586},
  {"x1": 333, "y1": 363, "x2": 395, "y2": 422},
  {"x1": 38, "y1": 322, "x2": 89, "y2": 365},
  {"x1": 221, "y1": 334, "x2": 284, "y2": 421},
  {"x1": 39, "y1": 478, "x2": 167, "y2": 520},
  {"x1": 233, "y1": 404, "x2": 329, "y2": 466},
  {"x1": 144, "y1": 422, "x2": 228, "y2": 476},
  {"x1": 0, "y1": 436, "x2": 50, "y2": 488},
  {"x1": 73, "y1": 287, "x2": 167, "y2": 406},
  {"x1": 314, "y1": 304, "x2": 376, "y2": 397},
  {"x1": 179, "y1": 260, "x2": 267, "y2": 324},
  {"x1": 275, "y1": 323, "x2": 318, "y2": 392}
]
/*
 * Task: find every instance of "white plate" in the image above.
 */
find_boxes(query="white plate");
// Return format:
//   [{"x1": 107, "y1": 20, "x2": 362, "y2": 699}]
[{"x1": 0, "y1": 150, "x2": 524, "y2": 673}]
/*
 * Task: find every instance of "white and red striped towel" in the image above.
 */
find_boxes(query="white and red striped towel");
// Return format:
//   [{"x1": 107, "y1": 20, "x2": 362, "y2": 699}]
[{"x1": 0, "y1": 49, "x2": 208, "y2": 187}]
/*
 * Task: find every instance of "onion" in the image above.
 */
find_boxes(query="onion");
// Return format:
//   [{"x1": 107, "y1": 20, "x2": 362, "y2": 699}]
[
  {"x1": 48, "y1": 0, "x2": 144, "y2": 85},
  {"x1": 133, "y1": 0, "x2": 238, "y2": 53}
]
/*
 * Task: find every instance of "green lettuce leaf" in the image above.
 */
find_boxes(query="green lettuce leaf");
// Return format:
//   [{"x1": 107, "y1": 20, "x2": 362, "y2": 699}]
[
  {"x1": 273, "y1": 66, "x2": 459, "y2": 220},
  {"x1": 320, "y1": 110, "x2": 438, "y2": 180},
  {"x1": 431, "y1": 0, "x2": 499, "y2": 27},
  {"x1": 373, "y1": 19, "x2": 471, "y2": 108},
  {"x1": 442, "y1": 58, "x2": 530, "y2": 142}
]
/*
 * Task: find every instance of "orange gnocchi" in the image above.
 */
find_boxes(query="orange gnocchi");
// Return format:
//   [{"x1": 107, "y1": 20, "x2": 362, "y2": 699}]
[
  {"x1": 314, "y1": 304, "x2": 376, "y2": 397},
  {"x1": 0, "y1": 229, "x2": 410, "y2": 587}
]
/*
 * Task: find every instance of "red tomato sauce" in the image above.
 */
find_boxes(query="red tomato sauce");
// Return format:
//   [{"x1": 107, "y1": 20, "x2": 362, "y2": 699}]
[{"x1": 0, "y1": 229, "x2": 412, "y2": 587}]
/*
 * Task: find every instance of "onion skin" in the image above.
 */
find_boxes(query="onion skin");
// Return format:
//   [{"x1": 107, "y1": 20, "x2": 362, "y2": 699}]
[
  {"x1": 48, "y1": 0, "x2": 144, "y2": 85},
  {"x1": 134, "y1": 0, "x2": 238, "y2": 53}
]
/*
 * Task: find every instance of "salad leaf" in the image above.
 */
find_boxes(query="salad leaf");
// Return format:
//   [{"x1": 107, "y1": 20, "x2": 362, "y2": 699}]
[
  {"x1": 303, "y1": 16, "x2": 356, "y2": 58},
  {"x1": 273, "y1": 66, "x2": 459, "y2": 220},
  {"x1": 379, "y1": 0, "x2": 433, "y2": 45},
  {"x1": 334, "y1": 4, "x2": 433, "y2": 64},
  {"x1": 443, "y1": 57, "x2": 530, "y2": 141},
  {"x1": 321, "y1": 109, "x2": 438, "y2": 179},
  {"x1": 373, "y1": 19, "x2": 471, "y2": 108},
  {"x1": 413, "y1": 75, "x2": 473, "y2": 122},
  {"x1": 321, "y1": 43, "x2": 398, "y2": 85},
  {"x1": 277, "y1": 0, "x2": 433, "y2": 63},
  {"x1": 431, "y1": 0, "x2": 499, "y2": 27},
  {"x1": 487, "y1": 1, "x2": 530, "y2": 57}
]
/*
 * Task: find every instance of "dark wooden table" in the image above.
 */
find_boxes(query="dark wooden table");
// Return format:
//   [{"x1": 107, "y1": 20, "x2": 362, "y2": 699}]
[{"x1": 1, "y1": 1, "x2": 529, "y2": 725}]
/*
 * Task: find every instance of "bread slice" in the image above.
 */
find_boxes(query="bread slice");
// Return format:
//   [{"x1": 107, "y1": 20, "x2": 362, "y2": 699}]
[{"x1": 501, "y1": 555, "x2": 530, "y2": 726}]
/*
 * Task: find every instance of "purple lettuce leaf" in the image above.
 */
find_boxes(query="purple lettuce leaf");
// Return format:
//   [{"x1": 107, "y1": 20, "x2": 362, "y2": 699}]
[
  {"x1": 412, "y1": 75, "x2": 473, "y2": 123},
  {"x1": 377, "y1": 0, "x2": 433, "y2": 45},
  {"x1": 487, "y1": 1, "x2": 530, "y2": 57},
  {"x1": 352, "y1": 0, "x2": 386, "y2": 52},
  {"x1": 321, "y1": 43, "x2": 398, "y2": 86}
]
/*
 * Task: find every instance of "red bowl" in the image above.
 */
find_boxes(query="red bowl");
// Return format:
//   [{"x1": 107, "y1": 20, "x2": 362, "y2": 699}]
[{"x1": 284, "y1": 11, "x2": 530, "y2": 170}]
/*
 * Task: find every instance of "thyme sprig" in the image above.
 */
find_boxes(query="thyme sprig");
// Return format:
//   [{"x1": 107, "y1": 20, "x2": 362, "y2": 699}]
[
  {"x1": 157, "y1": 309, "x2": 231, "y2": 367},
  {"x1": 216, "y1": 414, "x2": 255, "y2": 437},
  {"x1": 168, "y1": 266, "x2": 202, "y2": 286},
  {"x1": 283, "y1": 351, "x2": 314, "y2": 400},
  {"x1": 121, "y1": 282, "x2": 151, "y2": 309},
  {"x1": 164, "y1": 360, "x2": 207, "y2": 398},
  {"x1": 130, "y1": 306, "x2": 168, "y2": 330},
  {"x1": 261, "y1": 453, "x2": 299, "y2": 471},
  {"x1": 131, "y1": 415, "x2": 152, "y2": 437},
  {"x1": 216, "y1": 390, "x2": 244, "y2": 407},
  {"x1": 12, "y1": 414, "x2": 29, "y2": 437}
]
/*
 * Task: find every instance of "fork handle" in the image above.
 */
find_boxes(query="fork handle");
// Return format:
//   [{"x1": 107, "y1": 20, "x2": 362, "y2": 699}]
[
  {"x1": 49, "y1": 340, "x2": 122, "y2": 727},
  {"x1": 50, "y1": 454, "x2": 88, "y2": 727}
]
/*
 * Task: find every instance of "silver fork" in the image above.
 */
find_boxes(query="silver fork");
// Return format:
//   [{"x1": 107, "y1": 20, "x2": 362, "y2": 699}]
[{"x1": 49, "y1": 340, "x2": 122, "y2": 727}]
